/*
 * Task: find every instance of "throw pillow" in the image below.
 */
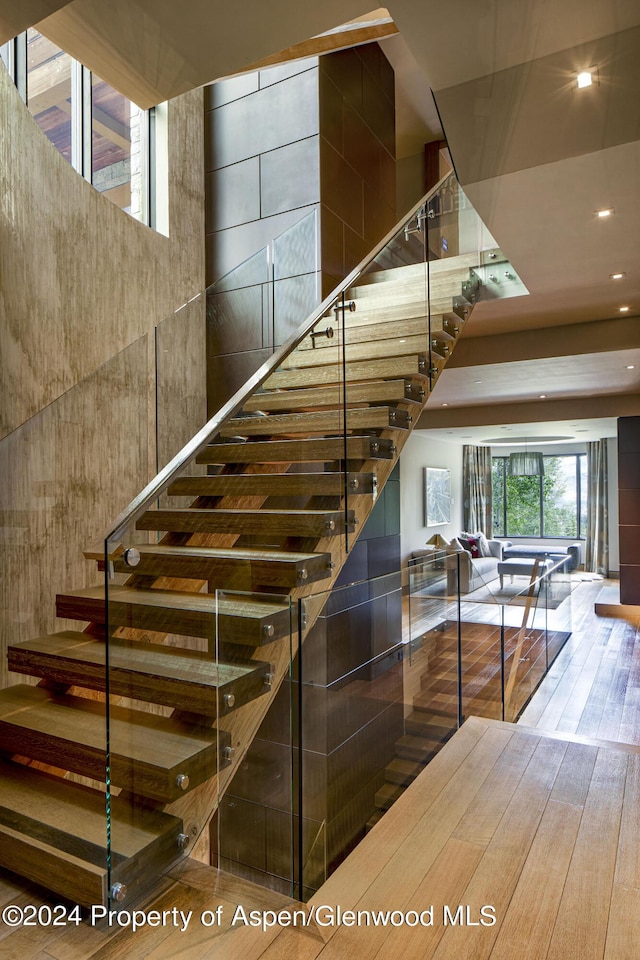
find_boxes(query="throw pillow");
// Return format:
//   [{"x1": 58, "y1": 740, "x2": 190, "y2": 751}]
[
  {"x1": 477, "y1": 533, "x2": 491, "y2": 558},
  {"x1": 459, "y1": 536, "x2": 480, "y2": 558}
]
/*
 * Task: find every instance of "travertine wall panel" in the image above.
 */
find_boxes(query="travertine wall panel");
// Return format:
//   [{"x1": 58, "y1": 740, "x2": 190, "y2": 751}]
[
  {"x1": 0, "y1": 338, "x2": 150, "y2": 689},
  {"x1": 0, "y1": 65, "x2": 205, "y2": 439}
]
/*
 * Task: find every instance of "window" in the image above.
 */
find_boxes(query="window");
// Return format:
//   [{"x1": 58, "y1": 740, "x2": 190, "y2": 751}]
[
  {"x1": 492, "y1": 454, "x2": 586, "y2": 539},
  {"x1": 5, "y1": 30, "x2": 153, "y2": 225}
]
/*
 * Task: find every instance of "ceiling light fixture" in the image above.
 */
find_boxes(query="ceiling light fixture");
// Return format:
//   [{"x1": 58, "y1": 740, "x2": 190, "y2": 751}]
[
  {"x1": 610, "y1": 272, "x2": 625, "y2": 280},
  {"x1": 627, "y1": 365, "x2": 635, "y2": 370},
  {"x1": 539, "y1": 394, "x2": 547, "y2": 399},
  {"x1": 620, "y1": 306, "x2": 630, "y2": 312},
  {"x1": 441, "y1": 402, "x2": 449, "y2": 406},
  {"x1": 576, "y1": 70, "x2": 593, "y2": 88},
  {"x1": 596, "y1": 208, "x2": 614, "y2": 218}
]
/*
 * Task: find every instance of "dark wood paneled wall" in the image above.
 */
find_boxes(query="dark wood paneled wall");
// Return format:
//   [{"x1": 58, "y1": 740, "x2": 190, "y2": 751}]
[
  {"x1": 618, "y1": 416, "x2": 640, "y2": 604},
  {"x1": 319, "y1": 45, "x2": 396, "y2": 296}
]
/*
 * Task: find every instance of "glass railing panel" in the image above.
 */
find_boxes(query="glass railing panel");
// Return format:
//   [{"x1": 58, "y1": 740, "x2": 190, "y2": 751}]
[
  {"x1": 297, "y1": 568, "x2": 406, "y2": 896},
  {"x1": 214, "y1": 588, "x2": 295, "y2": 896},
  {"x1": 231, "y1": 287, "x2": 351, "y2": 563},
  {"x1": 156, "y1": 291, "x2": 208, "y2": 477}
]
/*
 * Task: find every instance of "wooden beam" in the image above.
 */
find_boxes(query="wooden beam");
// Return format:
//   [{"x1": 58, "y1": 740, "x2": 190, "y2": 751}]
[
  {"x1": 0, "y1": 0, "x2": 73, "y2": 44},
  {"x1": 241, "y1": 17, "x2": 399, "y2": 73}
]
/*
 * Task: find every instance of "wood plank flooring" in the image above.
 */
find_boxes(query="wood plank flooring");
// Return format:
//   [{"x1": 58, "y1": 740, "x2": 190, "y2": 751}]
[{"x1": 1, "y1": 577, "x2": 639, "y2": 960}]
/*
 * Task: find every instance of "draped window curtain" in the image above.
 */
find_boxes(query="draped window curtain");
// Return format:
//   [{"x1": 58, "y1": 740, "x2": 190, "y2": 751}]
[
  {"x1": 585, "y1": 440, "x2": 609, "y2": 575},
  {"x1": 462, "y1": 445, "x2": 493, "y2": 536}
]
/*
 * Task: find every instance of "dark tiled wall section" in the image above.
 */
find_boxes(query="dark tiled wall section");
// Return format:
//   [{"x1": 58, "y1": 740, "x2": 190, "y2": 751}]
[
  {"x1": 204, "y1": 61, "x2": 322, "y2": 414},
  {"x1": 319, "y1": 45, "x2": 396, "y2": 296},
  {"x1": 619, "y1": 416, "x2": 640, "y2": 604}
]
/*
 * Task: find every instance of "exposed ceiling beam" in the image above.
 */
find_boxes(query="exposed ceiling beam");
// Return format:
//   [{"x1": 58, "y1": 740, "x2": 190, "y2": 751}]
[{"x1": 240, "y1": 16, "x2": 398, "y2": 74}]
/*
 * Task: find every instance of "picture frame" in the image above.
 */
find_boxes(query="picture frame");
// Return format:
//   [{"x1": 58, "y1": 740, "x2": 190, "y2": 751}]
[{"x1": 425, "y1": 467, "x2": 451, "y2": 526}]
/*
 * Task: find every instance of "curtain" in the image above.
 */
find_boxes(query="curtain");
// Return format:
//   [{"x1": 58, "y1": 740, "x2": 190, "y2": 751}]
[
  {"x1": 585, "y1": 440, "x2": 609, "y2": 575},
  {"x1": 462, "y1": 444, "x2": 493, "y2": 535}
]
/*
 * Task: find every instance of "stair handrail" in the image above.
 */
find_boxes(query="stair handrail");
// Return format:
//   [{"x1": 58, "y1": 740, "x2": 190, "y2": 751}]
[{"x1": 106, "y1": 171, "x2": 455, "y2": 543}]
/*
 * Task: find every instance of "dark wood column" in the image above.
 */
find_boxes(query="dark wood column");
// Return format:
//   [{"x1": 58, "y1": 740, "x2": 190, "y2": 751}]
[{"x1": 618, "y1": 416, "x2": 640, "y2": 604}]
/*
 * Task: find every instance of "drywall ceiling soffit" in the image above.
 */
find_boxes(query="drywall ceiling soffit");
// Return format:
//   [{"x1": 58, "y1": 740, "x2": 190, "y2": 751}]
[
  {"x1": 0, "y1": 0, "x2": 73, "y2": 41},
  {"x1": 386, "y1": 0, "x2": 640, "y2": 91},
  {"x1": 37, "y1": 0, "x2": 375, "y2": 107},
  {"x1": 416, "y1": 417, "x2": 619, "y2": 445},
  {"x1": 452, "y1": 317, "x2": 640, "y2": 367},
  {"x1": 417, "y1": 392, "x2": 640, "y2": 431},
  {"x1": 430, "y1": 349, "x2": 640, "y2": 409}
]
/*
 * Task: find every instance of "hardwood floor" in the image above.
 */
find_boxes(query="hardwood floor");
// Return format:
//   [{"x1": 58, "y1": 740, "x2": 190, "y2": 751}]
[
  {"x1": 1, "y1": 576, "x2": 638, "y2": 960},
  {"x1": 518, "y1": 577, "x2": 640, "y2": 745}
]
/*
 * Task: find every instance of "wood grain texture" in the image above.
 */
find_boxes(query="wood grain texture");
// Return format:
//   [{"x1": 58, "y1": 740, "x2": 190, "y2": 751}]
[
  {"x1": 135, "y1": 507, "x2": 356, "y2": 537},
  {"x1": 167, "y1": 472, "x2": 377, "y2": 498}
]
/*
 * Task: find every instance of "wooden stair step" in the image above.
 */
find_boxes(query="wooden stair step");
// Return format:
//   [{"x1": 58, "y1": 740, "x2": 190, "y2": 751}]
[
  {"x1": 0, "y1": 757, "x2": 183, "y2": 907},
  {"x1": 196, "y1": 436, "x2": 396, "y2": 464},
  {"x1": 219, "y1": 406, "x2": 411, "y2": 437},
  {"x1": 135, "y1": 507, "x2": 356, "y2": 537},
  {"x1": 385, "y1": 757, "x2": 425, "y2": 786},
  {"x1": 366, "y1": 809, "x2": 385, "y2": 832},
  {"x1": 241, "y1": 380, "x2": 425, "y2": 412},
  {"x1": 56, "y1": 587, "x2": 292, "y2": 646},
  {"x1": 352, "y1": 251, "x2": 502, "y2": 288},
  {"x1": 413, "y1": 690, "x2": 460, "y2": 718},
  {"x1": 348, "y1": 276, "x2": 477, "y2": 308},
  {"x1": 395, "y1": 734, "x2": 439, "y2": 764},
  {"x1": 405, "y1": 710, "x2": 457, "y2": 742},
  {"x1": 337, "y1": 298, "x2": 470, "y2": 326},
  {"x1": 338, "y1": 305, "x2": 462, "y2": 337},
  {"x1": 374, "y1": 782, "x2": 404, "y2": 811},
  {"x1": 105, "y1": 544, "x2": 333, "y2": 588},
  {"x1": 279, "y1": 334, "x2": 444, "y2": 369},
  {"x1": 168, "y1": 471, "x2": 377, "y2": 498},
  {"x1": 8, "y1": 631, "x2": 270, "y2": 714},
  {"x1": 297, "y1": 316, "x2": 454, "y2": 349},
  {"x1": 264, "y1": 356, "x2": 430, "y2": 390},
  {"x1": 0, "y1": 685, "x2": 227, "y2": 803}
]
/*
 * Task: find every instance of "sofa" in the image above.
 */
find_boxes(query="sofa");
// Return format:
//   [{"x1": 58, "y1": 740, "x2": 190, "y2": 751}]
[{"x1": 445, "y1": 537, "x2": 506, "y2": 595}]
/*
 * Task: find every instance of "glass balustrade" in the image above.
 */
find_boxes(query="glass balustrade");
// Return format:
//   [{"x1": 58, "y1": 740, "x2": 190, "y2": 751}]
[{"x1": 0, "y1": 167, "x2": 538, "y2": 910}]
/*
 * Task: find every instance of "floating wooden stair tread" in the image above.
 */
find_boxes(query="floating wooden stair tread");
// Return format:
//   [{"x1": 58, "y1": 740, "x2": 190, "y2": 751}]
[
  {"x1": 168, "y1": 472, "x2": 376, "y2": 498},
  {"x1": 0, "y1": 685, "x2": 226, "y2": 803},
  {"x1": 264, "y1": 356, "x2": 430, "y2": 390},
  {"x1": 107, "y1": 544, "x2": 333, "y2": 587},
  {"x1": 196, "y1": 436, "x2": 396, "y2": 464},
  {"x1": 8, "y1": 632, "x2": 270, "y2": 713},
  {"x1": 405, "y1": 710, "x2": 457, "y2": 742},
  {"x1": 0, "y1": 757, "x2": 183, "y2": 906},
  {"x1": 374, "y1": 782, "x2": 404, "y2": 810},
  {"x1": 136, "y1": 507, "x2": 356, "y2": 537},
  {"x1": 297, "y1": 317, "x2": 456, "y2": 350},
  {"x1": 395, "y1": 734, "x2": 439, "y2": 764},
  {"x1": 279, "y1": 334, "x2": 441, "y2": 369},
  {"x1": 385, "y1": 757, "x2": 424, "y2": 786},
  {"x1": 353, "y1": 250, "x2": 502, "y2": 288},
  {"x1": 241, "y1": 380, "x2": 424, "y2": 412},
  {"x1": 220, "y1": 405, "x2": 411, "y2": 437},
  {"x1": 56, "y1": 587, "x2": 292, "y2": 645}
]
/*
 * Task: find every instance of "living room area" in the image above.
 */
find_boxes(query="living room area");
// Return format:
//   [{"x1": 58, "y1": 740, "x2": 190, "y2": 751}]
[{"x1": 395, "y1": 416, "x2": 622, "y2": 767}]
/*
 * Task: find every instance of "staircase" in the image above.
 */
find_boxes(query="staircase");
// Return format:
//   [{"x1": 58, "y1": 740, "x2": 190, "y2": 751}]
[{"x1": 0, "y1": 177, "x2": 500, "y2": 907}]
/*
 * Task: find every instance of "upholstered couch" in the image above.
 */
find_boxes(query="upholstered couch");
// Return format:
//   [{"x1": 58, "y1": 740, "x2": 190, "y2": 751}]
[{"x1": 446, "y1": 537, "x2": 506, "y2": 595}]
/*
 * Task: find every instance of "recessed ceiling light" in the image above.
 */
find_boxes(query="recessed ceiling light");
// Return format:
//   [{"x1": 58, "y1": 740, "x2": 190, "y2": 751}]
[
  {"x1": 576, "y1": 70, "x2": 593, "y2": 88},
  {"x1": 596, "y1": 208, "x2": 614, "y2": 218},
  {"x1": 610, "y1": 272, "x2": 626, "y2": 280},
  {"x1": 620, "y1": 306, "x2": 630, "y2": 312},
  {"x1": 441, "y1": 402, "x2": 449, "y2": 407},
  {"x1": 539, "y1": 394, "x2": 547, "y2": 399},
  {"x1": 398, "y1": 339, "x2": 406, "y2": 343},
  {"x1": 474, "y1": 379, "x2": 483, "y2": 384},
  {"x1": 627, "y1": 364, "x2": 636, "y2": 370}
]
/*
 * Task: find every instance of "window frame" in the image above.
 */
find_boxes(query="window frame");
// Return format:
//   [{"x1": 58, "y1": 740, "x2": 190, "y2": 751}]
[
  {"x1": 4, "y1": 30, "x2": 154, "y2": 227},
  {"x1": 492, "y1": 452, "x2": 586, "y2": 540}
]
